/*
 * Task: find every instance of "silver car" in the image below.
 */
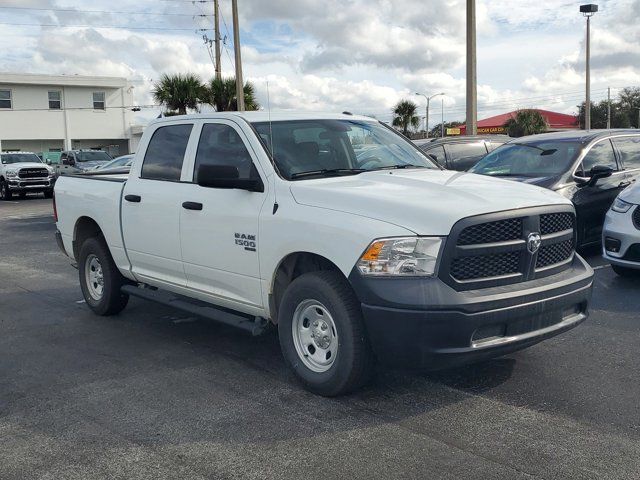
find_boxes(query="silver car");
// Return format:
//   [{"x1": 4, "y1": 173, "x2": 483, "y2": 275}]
[{"x1": 603, "y1": 182, "x2": 640, "y2": 277}]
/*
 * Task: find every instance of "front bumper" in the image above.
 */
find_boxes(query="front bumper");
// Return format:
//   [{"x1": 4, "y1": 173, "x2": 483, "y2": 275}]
[
  {"x1": 7, "y1": 178, "x2": 54, "y2": 192},
  {"x1": 602, "y1": 206, "x2": 640, "y2": 269},
  {"x1": 349, "y1": 254, "x2": 593, "y2": 369}
]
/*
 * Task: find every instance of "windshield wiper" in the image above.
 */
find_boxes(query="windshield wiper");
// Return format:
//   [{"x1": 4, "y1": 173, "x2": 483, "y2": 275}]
[
  {"x1": 290, "y1": 168, "x2": 366, "y2": 179},
  {"x1": 370, "y1": 164, "x2": 427, "y2": 171}
]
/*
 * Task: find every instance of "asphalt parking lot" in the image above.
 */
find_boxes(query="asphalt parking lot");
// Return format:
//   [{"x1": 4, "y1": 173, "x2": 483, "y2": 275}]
[{"x1": 1, "y1": 197, "x2": 640, "y2": 479}]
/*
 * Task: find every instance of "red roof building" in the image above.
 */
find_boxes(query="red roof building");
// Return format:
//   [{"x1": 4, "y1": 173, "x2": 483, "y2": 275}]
[{"x1": 457, "y1": 109, "x2": 578, "y2": 135}]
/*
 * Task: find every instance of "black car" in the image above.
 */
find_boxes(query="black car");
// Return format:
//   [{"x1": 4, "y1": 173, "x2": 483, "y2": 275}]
[
  {"x1": 469, "y1": 130, "x2": 640, "y2": 248},
  {"x1": 414, "y1": 135, "x2": 510, "y2": 171}
]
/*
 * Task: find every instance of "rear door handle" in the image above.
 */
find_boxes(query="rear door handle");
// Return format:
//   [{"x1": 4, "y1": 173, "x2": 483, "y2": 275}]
[
  {"x1": 182, "y1": 201, "x2": 203, "y2": 211},
  {"x1": 125, "y1": 194, "x2": 141, "y2": 203}
]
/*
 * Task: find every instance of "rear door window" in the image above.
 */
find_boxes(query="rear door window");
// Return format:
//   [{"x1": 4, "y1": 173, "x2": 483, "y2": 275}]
[
  {"x1": 579, "y1": 139, "x2": 618, "y2": 176},
  {"x1": 613, "y1": 136, "x2": 640, "y2": 171},
  {"x1": 141, "y1": 124, "x2": 193, "y2": 181}
]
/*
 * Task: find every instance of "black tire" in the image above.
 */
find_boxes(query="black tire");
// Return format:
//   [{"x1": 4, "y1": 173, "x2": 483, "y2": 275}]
[
  {"x1": 278, "y1": 271, "x2": 374, "y2": 396},
  {"x1": 43, "y1": 189, "x2": 53, "y2": 199},
  {"x1": 78, "y1": 236, "x2": 129, "y2": 315},
  {"x1": 612, "y1": 264, "x2": 640, "y2": 278},
  {"x1": 0, "y1": 180, "x2": 12, "y2": 201},
  {"x1": 19, "y1": 192, "x2": 27, "y2": 199}
]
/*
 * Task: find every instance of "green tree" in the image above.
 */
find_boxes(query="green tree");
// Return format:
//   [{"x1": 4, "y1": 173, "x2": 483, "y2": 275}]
[
  {"x1": 504, "y1": 109, "x2": 548, "y2": 137},
  {"x1": 152, "y1": 73, "x2": 204, "y2": 115},
  {"x1": 392, "y1": 100, "x2": 420, "y2": 135},
  {"x1": 205, "y1": 77, "x2": 260, "y2": 111},
  {"x1": 577, "y1": 100, "x2": 630, "y2": 129}
]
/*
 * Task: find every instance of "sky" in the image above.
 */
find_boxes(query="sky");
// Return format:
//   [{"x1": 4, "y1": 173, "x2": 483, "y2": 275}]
[{"x1": 1, "y1": 0, "x2": 638, "y2": 126}]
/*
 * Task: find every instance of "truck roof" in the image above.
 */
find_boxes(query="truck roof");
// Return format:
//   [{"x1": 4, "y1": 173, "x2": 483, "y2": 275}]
[{"x1": 150, "y1": 112, "x2": 378, "y2": 126}]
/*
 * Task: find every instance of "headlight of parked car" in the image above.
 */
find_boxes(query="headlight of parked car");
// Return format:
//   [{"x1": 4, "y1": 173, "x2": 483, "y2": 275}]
[
  {"x1": 611, "y1": 198, "x2": 634, "y2": 213},
  {"x1": 357, "y1": 237, "x2": 443, "y2": 276},
  {"x1": 5, "y1": 169, "x2": 18, "y2": 178}
]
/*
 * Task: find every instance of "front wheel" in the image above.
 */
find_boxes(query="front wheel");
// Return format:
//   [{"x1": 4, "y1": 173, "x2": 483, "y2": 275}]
[
  {"x1": 278, "y1": 271, "x2": 374, "y2": 396},
  {"x1": 0, "y1": 180, "x2": 12, "y2": 201},
  {"x1": 78, "y1": 237, "x2": 129, "y2": 315},
  {"x1": 612, "y1": 264, "x2": 640, "y2": 278}
]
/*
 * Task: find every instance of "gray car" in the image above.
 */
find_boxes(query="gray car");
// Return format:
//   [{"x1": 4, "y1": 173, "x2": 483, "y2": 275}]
[{"x1": 414, "y1": 135, "x2": 510, "y2": 171}]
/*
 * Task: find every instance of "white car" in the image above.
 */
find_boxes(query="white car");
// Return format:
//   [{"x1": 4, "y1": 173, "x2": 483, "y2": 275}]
[
  {"x1": 92, "y1": 154, "x2": 134, "y2": 172},
  {"x1": 603, "y1": 182, "x2": 640, "y2": 277},
  {"x1": 0, "y1": 152, "x2": 56, "y2": 200},
  {"x1": 53, "y1": 112, "x2": 594, "y2": 396}
]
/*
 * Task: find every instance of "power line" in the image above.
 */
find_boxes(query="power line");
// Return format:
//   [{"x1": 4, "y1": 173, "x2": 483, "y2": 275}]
[
  {"x1": 0, "y1": 22, "x2": 211, "y2": 32},
  {"x1": 0, "y1": 6, "x2": 211, "y2": 17}
]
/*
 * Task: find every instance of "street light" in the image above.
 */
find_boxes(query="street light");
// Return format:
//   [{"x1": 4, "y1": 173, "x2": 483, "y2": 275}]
[
  {"x1": 580, "y1": 4, "x2": 598, "y2": 130},
  {"x1": 415, "y1": 92, "x2": 444, "y2": 138}
]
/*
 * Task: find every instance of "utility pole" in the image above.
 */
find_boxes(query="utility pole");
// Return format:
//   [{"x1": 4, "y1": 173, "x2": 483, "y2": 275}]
[
  {"x1": 214, "y1": 0, "x2": 221, "y2": 81},
  {"x1": 441, "y1": 98, "x2": 445, "y2": 138},
  {"x1": 607, "y1": 87, "x2": 611, "y2": 129},
  {"x1": 466, "y1": 0, "x2": 477, "y2": 136},
  {"x1": 231, "y1": 0, "x2": 245, "y2": 111},
  {"x1": 580, "y1": 4, "x2": 598, "y2": 130}
]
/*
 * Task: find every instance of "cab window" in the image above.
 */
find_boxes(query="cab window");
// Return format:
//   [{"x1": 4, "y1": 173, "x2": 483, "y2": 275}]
[
  {"x1": 193, "y1": 123, "x2": 256, "y2": 182},
  {"x1": 421, "y1": 145, "x2": 446, "y2": 167},
  {"x1": 141, "y1": 124, "x2": 193, "y2": 181}
]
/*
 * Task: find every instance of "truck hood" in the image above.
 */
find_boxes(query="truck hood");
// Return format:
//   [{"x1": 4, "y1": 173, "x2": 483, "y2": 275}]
[
  {"x1": 5, "y1": 162, "x2": 50, "y2": 170},
  {"x1": 289, "y1": 169, "x2": 572, "y2": 235}
]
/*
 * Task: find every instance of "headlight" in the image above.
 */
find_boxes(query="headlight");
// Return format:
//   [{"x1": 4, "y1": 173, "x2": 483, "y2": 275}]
[
  {"x1": 611, "y1": 198, "x2": 633, "y2": 213},
  {"x1": 357, "y1": 237, "x2": 443, "y2": 276},
  {"x1": 5, "y1": 169, "x2": 17, "y2": 177}
]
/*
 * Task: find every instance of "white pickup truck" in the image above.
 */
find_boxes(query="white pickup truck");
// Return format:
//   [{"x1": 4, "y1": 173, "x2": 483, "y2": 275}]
[{"x1": 54, "y1": 112, "x2": 594, "y2": 396}]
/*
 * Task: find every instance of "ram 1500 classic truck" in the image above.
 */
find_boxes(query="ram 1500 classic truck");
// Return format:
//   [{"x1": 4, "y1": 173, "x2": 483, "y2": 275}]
[{"x1": 54, "y1": 113, "x2": 594, "y2": 396}]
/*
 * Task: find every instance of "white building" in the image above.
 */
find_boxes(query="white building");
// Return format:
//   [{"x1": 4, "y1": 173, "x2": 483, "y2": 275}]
[{"x1": 0, "y1": 73, "x2": 144, "y2": 156}]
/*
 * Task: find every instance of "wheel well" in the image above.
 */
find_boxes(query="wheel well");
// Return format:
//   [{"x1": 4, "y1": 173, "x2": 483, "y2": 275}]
[
  {"x1": 73, "y1": 217, "x2": 103, "y2": 261},
  {"x1": 270, "y1": 252, "x2": 343, "y2": 323}
]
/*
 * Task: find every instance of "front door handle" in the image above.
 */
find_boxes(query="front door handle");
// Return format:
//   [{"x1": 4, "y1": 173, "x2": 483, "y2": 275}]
[
  {"x1": 619, "y1": 181, "x2": 631, "y2": 188},
  {"x1": 125, "y1": 194, "x2": 141, "y2": 203},
  {"x1": 182, "y1": 201, "x2": 203, "y2": 211}
]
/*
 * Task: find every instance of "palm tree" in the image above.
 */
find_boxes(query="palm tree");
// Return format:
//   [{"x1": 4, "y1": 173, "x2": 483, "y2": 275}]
[
  {"x1": 504, "y1": 109, "x2": 549, "y2": 137},
  {"x1": 205, "y1": 77, "x2": 260, "y2": 111},
  {"x1": 392, "y1": 100, "x2": 420, "y2": 136},
  {"x1": 152, "y1": 73, "x2": 204, "y2": 115}
]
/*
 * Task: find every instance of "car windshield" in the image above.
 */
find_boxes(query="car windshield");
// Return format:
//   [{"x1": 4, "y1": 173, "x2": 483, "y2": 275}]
[
  {"x1": 76, "y1": 151, "x2": 111, "y2": 162},
  {"x1": 103, "y1": 156, "x2": 133, "y2": 169},
  {"x1": 252, "y1": 119, "x2": 437, "y2": 180},
  {"x1": 469, "y1": 141, "x2": 582, "y2": 177},
  {"x1": 1, "y1": 153, "x2": 43, "y2": 164}
]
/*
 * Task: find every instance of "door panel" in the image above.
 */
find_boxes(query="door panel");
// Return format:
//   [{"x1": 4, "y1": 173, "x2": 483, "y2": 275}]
[
  {"x1": 180, "y1": 121, "x2": 267, "y2": 308},
  {"x1": 572, "y1": 139, "x2": 624, "y2": 246},
  {"x1": 121, "y1": 123, "x2": 194, "y2": 286}
]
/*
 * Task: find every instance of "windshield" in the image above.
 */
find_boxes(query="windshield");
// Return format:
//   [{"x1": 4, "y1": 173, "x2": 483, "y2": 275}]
[
  {"x1": 76, "y1": 151, "x2": 112, "y2": 162},
  {"x1": 252, "y1": 119, "x2": 437, "y2": 180},
  {"x1": 1, "y1": 153, "x2": 43, "y2": 164},
  {"x1": 469, "y1": 141, "x2": 582, "y2": 177}
]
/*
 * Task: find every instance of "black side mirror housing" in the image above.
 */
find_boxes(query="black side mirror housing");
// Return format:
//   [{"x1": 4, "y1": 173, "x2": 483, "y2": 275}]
[
  {"x1": 196, "y1": 164, "x2": 264, "y2": 192},
  {"x1": 587, "y1": 165, "x2": 614, "y2": 186}
]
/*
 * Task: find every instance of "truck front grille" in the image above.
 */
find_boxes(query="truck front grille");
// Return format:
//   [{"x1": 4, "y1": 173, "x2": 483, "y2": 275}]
[
  {"x1": 19, "y1": 168, "x2": 49, "y2": 179},
  {"x1": 440, "y1": 206, "x2": 576, "y2": 290}
]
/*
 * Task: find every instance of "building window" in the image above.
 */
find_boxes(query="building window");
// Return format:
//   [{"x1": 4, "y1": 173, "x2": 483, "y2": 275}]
[
  {"x1": 48, "y1": 91, "x2": 62, "y2": 110},
  {"x1": 93, "y1": 91, "x2": 105, "y2": 110},
  {"x1": 0, "y1": 89, "x2": 12, "y2": 109}
]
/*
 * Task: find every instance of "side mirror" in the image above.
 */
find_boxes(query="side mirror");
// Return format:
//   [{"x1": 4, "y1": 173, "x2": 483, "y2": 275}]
[
  {"x1": 62, "y1": 158, "x2": 75, "y2": 166},
  {"x1": 196, "y1": 164, "x2": 264, "y2": 192},
  {"x1": 587, "y1": 165, "x2": 613, "y2": 186}
]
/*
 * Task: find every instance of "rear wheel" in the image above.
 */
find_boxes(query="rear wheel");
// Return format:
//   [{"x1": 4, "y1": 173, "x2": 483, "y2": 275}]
[
  {"x1": 612, "y1": 264, "x2": 640, "y2": 278},
  {"x1": 0, "y1": 180, "x2": 12, "y2": 201},
  {"x1": 278, "y1": 271, "x2": 374, "y2": 396},
  {"x1": 78, "y1": 237, "x2": 129, "y2": 315}
]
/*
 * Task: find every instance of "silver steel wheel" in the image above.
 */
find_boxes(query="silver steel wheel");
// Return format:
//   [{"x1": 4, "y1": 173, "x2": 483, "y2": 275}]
[
  {"x1": 292, "y1": 299, "x2": 339, "y2": 373},
  {"x1": 84, "y1": 254, "x2": 105, "y2": 301}
]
